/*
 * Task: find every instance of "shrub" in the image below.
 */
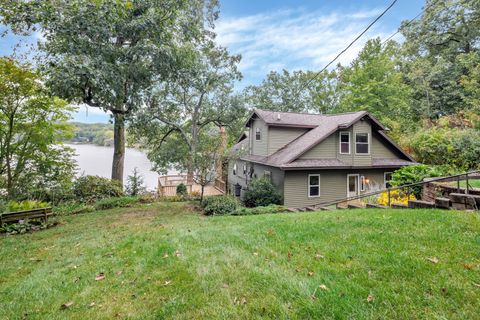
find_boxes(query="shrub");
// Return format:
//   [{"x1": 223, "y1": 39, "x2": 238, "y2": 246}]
[
  {"x1": 390, "y1": 165, "x2": 454, "y2": 198},
  {"x1": 202, "y1": 195, "x2": 239, "y2": 215},
  {"x1": 376, "y1": 190, "x2": 416, "y2": 206},
  {"x1": 94, "y1": 196, "x2": 140, "y2": 210},
  {"x1": 126, "y1": 168, "x2": 146, "y2": 196},
  {"x1": 4, "y1": 200, "x2": 50, "y2": 213},
  {"x1": 243, "y1": 178, "x2": 282, "y2": 207},
  {"x1": 176, "y1": 183, "x2": 188, "y2": 197},
  {"x1": 72, "y1": 175, "x2": 123, "y2": 203},
  {"x1": 232, "y1": 204, "x2": 287, "y2": 216},
  {"x1": 52, "y1": 202, "x2": 95, "y2": 216}
]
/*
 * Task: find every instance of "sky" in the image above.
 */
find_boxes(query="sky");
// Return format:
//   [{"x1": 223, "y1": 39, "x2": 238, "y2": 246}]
[{"x1": 0, "y1": 0, "x2": 424, "y2": 123}]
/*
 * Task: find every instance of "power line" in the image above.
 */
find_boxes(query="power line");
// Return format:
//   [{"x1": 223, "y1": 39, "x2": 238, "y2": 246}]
[
  {"x1": 381, "y1": 1, "x2": 436, "y2": 45},
  {"x1": 297, "y1": 0, "x2": 398, "y2": 96}
]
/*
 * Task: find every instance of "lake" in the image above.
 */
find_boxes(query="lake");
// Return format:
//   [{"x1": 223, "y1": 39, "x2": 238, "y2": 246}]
[{"x1": 67, "y1": 144, "x2": 166, "y2": 190}]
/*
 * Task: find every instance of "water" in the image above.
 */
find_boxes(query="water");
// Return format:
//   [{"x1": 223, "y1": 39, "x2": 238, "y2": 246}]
[{"x1": 67, "y1": 144, "x2": 162, "y2": 190}]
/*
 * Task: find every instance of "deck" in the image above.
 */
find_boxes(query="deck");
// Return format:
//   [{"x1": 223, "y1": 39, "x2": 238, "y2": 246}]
[{"x1": 158, "y1": 175, "x2": 225, "y2": 197}]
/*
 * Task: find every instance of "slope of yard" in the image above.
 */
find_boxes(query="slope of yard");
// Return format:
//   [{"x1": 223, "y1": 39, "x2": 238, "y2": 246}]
[{"x1": 1, "y1": 202, "x2": 479, "y2": 319}]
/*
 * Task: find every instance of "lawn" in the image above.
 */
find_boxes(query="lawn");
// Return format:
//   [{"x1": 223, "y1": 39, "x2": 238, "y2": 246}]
[
  {"x1": 447, "y1": 179, "x2": 480, "y2": 189},
  {"x1": 1, "y1": 203, "x2": 479, "y2": 319}
]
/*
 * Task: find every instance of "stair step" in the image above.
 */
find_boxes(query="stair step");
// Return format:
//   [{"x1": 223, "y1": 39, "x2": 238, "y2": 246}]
[
  {"x1": 366, "y1": 203, "x2": 388, "y2": 209},
  {"x1": 347, "y1": 203, "x2": 364, "y2": 209},
  {"x1": 449, "y1": 193, "x2": 480, "y2": 210},
  {"x1": 305, "y1": 206, "x2": 316, "y2": 211},
  {"x1": 434, "y1": 197, "x2": 451, "y2": 209},
  {"x1": 287, "y1": 208, "x2": 298, "y2": 213},
  {"x1": 391, "y1": 203, "x2": 408, "y2": 209},
  {"x1": 408, "y1": 200, "x2": 436, "y2": 209},
  {"x1": 318, "y1": 207, "x2": 332, "y2": 211}
]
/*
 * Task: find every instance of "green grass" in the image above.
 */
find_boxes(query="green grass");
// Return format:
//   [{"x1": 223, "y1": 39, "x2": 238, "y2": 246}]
[
  {"x1": 1, "y1": 202, "x2": 479, "y2": 319},
  {"x1": 447, "y1": 180, "x2": 480, "y2": 189}
]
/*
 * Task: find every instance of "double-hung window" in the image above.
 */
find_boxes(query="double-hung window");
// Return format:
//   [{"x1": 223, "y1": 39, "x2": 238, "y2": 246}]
[
  {"x1": 233, "y1": 163, "x2": 237, "y2": 175},
  {"x1": 339, "y1": 132, "x2": 350, "y2": 154},
  {"x1": 243, "y1": 164, "x2": 247, "y2": 175},
  {"x1": 308, "y1": 174, "x2": 320, "y2": 197},
  {"x1": 255, "y1": 128, "x2": 261, "y2": 141},
  {"x1": 355, "y1": 133, "x2": 369, "y2": 154}
]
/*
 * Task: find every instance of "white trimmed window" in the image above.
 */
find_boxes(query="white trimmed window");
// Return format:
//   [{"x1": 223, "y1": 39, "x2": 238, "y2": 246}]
[
  {"x1": 233, "y1": 163, "x2": 237, "y2": 175},
  {"x1": 243, "y1": 164, "x2": 247, "y2": 175},
  {"x1": 255, "y1": 128, "x2": 261, "y2": 141},
  {"x1": 308, "y1": 174, "x2": 320, "y2": 198},
  {"x1": 384, "y1": 172, "x2": 393, "y2": 188},
  {"x1": 339, "y1": 131, "x2": 350, "y2": 154},
  {"x1": 360, "y1": 176, "x2": 366, "y2": 192},
  {"x1": 355, "y1": 133, "x2": 369, "y2": 154}
]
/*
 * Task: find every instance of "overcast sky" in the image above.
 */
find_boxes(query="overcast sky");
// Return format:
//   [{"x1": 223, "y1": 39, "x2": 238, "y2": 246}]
[{"x1": 0, "y1": 0, "x2": 424, "y2": 123}]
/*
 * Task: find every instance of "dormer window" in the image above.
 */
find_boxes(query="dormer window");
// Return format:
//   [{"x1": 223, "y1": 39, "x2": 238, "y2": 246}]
[
  {"x1": 339, "y1": 132, "x2": 350, "y2": 154},
  {"x1": 255, "y1": 128, "x2": 261, "y2": 141}
]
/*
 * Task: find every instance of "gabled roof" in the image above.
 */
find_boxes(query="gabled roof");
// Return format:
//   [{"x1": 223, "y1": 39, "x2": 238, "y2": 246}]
[{"x1": 234, "y1": 108, "x2": 416, "y2": 169}]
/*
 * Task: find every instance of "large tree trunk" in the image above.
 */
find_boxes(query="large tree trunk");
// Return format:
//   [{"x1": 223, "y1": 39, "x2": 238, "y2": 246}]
[{"x1": 112, "y1": 113, "x2": 125, "y2": 184}]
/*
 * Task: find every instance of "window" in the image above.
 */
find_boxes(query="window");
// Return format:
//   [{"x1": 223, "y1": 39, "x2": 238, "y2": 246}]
[
  {"x1": 233, "y1": 163, "x2": 237, "y2": 175},
  {"x1": 339, "y1": 132, "x2": 350, "y2": 154},
  {"x1": 255, "y1": 128, "x2": 261, "y2": 141},
  {"x1": 360, "y1": 176, "x2": 369, "y2": 192},
  {"x1": 384, "y1": 172, "x2": 393, "y2": 188},
  {"x1": 355, "y1": 133, "x2": 369, "y2": 154},
  {"x1": 264, "y1": 170, "x2": 271, "y2": 181},
  {"x1": 308, "y1": 174, "x2": 320, "y2": 197},
  {"x1": 243, "y1": 164, "x2": 247, "y2": 175}
]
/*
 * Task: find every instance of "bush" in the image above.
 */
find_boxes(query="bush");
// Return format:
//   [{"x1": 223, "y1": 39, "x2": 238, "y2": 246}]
[
  {"x1": 176, "y1": 183, "x2": 188, "y2": 197},
  {"x1": 202, "y1": 195, "x2": 239, "y2": 215},
  {"x1": 376, "y1": 190, "x2": 416, "y2": 206},
  {"x1": 94, "y1": 196, "x2": 140, "y2": 210},
  {"x1": 126, "y1": 168, "x2": 146, "y2": 196},
  {"x1": 52, "y1": 202, "x2": 96, "y2": 216},
  {"x1": 4, "y1": 200, "x2": 50, "y2": 213},
  {"x1": 232, "y1": 204, "x2": 287, "y2": 216},
  {"x1": 243, "y1": 178, "x2": 282, "y2": 207},
  {"x1": 72, "y1": 175, "x2": 123, "y2": 203},
  {"x1": 390, "y1": 164, "x2": 455, "y2": 198}
]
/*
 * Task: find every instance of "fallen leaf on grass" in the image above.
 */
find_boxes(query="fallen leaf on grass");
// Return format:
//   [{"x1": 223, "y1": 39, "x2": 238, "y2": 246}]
[
  {"x1": 287, "y1": 252, "x2": 293, "y2": 260},
  {"x1": 426, "y1": 257, "x2": 439, "y2": 264},
  {"x1": 175, "y1": 250, "x2": 181, "y2": 257},
  {"x1": 163, "y1": 280, "x2": 172, "y2": 286},
  {"x1": 319, "y1": 284, "x2": 328, "y2": 291},
  {"x1": 266, "y1": 229, "x2": 275, "y2": 236},
  {"x1": 116, "y1": 271, "x2": 123, "y2": 276},
  {"x1": 88, "y1": 302, "x2": 96, "y2": 308},
  {"x1": 95, "y1": 273, "x2": 105, "y2": 281},
  {"x1": 73, "y1": 277, "x2": 80, "y2": 283},
  {"x1": 60, "y1": 302, "x2": 74, "y2": 310},
  {"x1": 163, "y1": 253, "x2": 169, "y2": 258},
  {"x1": 307, "y1": 271, "x2": 314, "y2": 277},
  {"x1": 473, "y1": 282, "x2": 480, "y2": 288},
  {"x1": 222, "y1": 283, "x2": 229, "y2": 289},
  {"x1": 315, "y1": 254, "x2": 324, "y2": 260},
  {"x1": 253, "y1": 252, "x2": 259, "y2": 256},
  {"x1": 367, "y1": 294, "x2": 375, "y2": 303},
  {"x1": 463, "y1": 263, "x2": 474, "y2": 270},
  {"x1": 233, "y1": 296, "x2": 247, "y2": 305},
  {"x1": 29, "y1": 258, "x2": 42, "y2": 262},
  {"x1": 103, "y1": 252, "x2": 114, "y2": 257}
]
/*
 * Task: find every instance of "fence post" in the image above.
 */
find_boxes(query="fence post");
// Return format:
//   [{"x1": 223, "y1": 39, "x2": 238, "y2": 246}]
[
  {"x1": 387, "y1": 189, "x2": 391, "y2": 207},
  {"x1": 465, "y1": 173, "x2": 469, "y2": 194}
]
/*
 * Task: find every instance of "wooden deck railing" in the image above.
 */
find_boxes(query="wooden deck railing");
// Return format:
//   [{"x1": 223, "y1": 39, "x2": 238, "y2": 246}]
[{"x1": 214, "y1": 179, "x2": 226, "y2": 193}]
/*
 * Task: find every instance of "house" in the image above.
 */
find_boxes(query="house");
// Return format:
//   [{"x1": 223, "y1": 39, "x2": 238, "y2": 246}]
[{"x1": 228, "y1": 109, "x2": 416, "y2": 208}]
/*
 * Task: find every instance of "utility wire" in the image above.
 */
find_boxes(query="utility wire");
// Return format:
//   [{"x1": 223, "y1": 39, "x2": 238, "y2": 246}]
[
  {"x1": 381, "y1": 1, "x2": 436, "y2": 45},
  {"x1": 296, "y1": 0, "x2": 398, "y2": 96}
]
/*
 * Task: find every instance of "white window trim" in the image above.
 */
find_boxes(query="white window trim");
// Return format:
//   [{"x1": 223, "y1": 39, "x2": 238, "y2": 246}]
[
  {"x1": 384, "y1": 172, "x2": 393, "y2": 189},
  {"x1": 339, "y1": 131, "x2": 351, "y2": 154},
  {"x1": 360, "y1": 175, "x2": 366, "y2": 192},
  {"x1": 243, "y1": 164, "x2": 247, "y2": 175},
  {"x1": 308, "y1": 174, "x2": 321, "y2": 198},
  {"x1": 354, "y1": 132, "x2": 370, "y2": 155},
  {"x1": 233, "y1": 163, "x2": 237, "y2": 176},
  {"x1": 255, "y1": 128, "x2": 261, "y2": 141}
]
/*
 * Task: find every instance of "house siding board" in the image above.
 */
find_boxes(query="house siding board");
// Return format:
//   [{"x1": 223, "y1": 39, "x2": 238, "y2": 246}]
[
  {"x1": 299, "y1": 134, "x2": 337, "y2": 159},
  {"x1": 268, "y1": 127, "x2": 307, "y2": 155},
  {"x1": 252, "y1": 118, "x2": 268, "y2": 156},
  {"x1": 371, "y1": 131, "x2": 400, "y2": 159},
  {"x1": 283, "y1": 169, "x2": 388, "y2": 208}
]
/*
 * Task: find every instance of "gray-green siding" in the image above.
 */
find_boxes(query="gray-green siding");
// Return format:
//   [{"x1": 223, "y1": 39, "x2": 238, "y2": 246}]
[
  {"x1": 268, "y1": 127, "x2": 307, "y2": 155},
  {"x1": 283, "y1": 169, "x2": 389, "y2": 208}
]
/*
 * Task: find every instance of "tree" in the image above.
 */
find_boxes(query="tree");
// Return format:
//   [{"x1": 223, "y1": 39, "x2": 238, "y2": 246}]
[
  {"x1": 400, "y1": 0, "x2": 480, "y2": 118},
  {"x1": 0, "y1": 0, "x2": 219, "y2": 183},
  {"x1": 0, "y1": 58, "x2": 76, "y2": 199},
  {"x1": 244, "y1": 69, "x2": 341, "y2": 114},
  {"x1": 125, "y1": 167, "x2": 146, "y2": 196},
  {"x1": 130, "y1": 40, "x2": 242, "y2": 181},
  {"x1": 338, "y1": 39, "x2": 414, "y2": 135}
]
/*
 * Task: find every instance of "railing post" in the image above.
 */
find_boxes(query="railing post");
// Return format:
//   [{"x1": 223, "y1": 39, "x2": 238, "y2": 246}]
[
  {"x1": 457, "y1": 176, "x2": 460, "y2": 193},
  {"x1": 387, "y1": 189, "x2": 391, "y2": 207},
  {"x1": 465, "y1": 173, "x2": 469, "y2": 194}
]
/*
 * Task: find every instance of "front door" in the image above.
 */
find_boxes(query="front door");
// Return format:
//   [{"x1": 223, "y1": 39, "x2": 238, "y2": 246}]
[{"x1": 347, "y1": 174, "x2": 359, "y2": 198}]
